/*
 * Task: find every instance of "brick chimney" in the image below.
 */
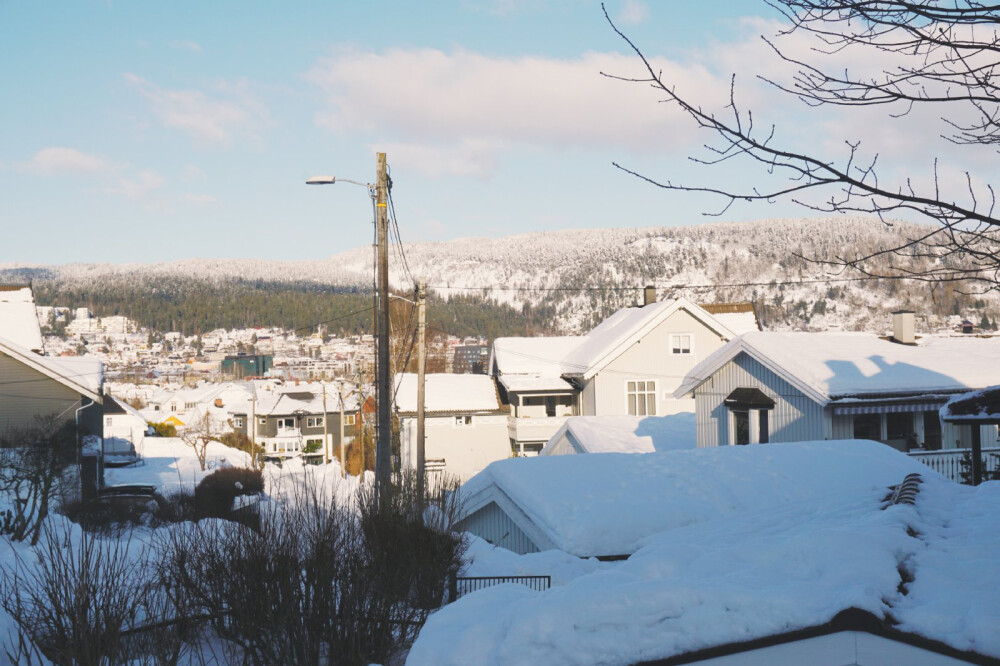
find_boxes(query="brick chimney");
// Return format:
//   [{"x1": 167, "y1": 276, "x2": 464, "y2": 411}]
[
  {"x1": 644, "y1": 285, "x2": 657, "y2": 306},
  {"x1": 892, "y1": 310, "x2": 915, "y2": 344}
]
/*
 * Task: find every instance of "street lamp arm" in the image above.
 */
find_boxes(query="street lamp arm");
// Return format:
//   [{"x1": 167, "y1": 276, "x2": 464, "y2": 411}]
[{"x1": 306, "y1": 175, "x2": 374, "y2": 191}]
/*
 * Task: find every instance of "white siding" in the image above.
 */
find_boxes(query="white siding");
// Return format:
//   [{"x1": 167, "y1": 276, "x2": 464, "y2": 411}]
[
  {"x1": 459, "y1": 502, "x2": 540, "y2": 555},
  {"x1": 590, "y1": 308, "x2": 730, "y2": 416},
  {"x1": 399, "y1": 414, "x2": 510, "y2": 483},
  {"x1": 693, "y1": 353, "x2": 827, "y2": 447}
]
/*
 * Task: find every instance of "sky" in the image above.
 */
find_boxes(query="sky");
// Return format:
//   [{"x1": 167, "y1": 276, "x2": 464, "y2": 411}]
[{"x1": 2, "y1": 1, "x2": 993, "y2": 265}]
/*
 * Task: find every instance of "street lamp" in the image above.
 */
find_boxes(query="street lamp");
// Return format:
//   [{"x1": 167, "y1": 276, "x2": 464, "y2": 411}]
[{"x1": 306, "y1": 153, "x2": 393, "y2": 495}]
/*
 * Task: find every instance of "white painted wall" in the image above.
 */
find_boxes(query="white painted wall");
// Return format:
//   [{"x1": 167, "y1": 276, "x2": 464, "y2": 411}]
[{"x1": 400, "y1": 414, "x2": 511, "y2": 482}]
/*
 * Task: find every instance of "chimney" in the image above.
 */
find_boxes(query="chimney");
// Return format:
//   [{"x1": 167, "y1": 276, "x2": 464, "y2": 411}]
[
  {"x1": 892, "y1": 310, "x2": 915, "y2": 344},
  {"x1": 643, "y1": 285, "x2": 657, "y2": 306}
]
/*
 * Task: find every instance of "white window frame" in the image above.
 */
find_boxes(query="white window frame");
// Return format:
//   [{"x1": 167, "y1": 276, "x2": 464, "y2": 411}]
[
  {"x1": 626, "y1": 380, "x2": 657, "y2": 416},
  {"x1": 258, "y1": 416, "x2": 267, "y2": 426},
  {"x1": 344, "y1": 414, "x2": 356, "y2": 426},
  {"x1": 670, "y1": 333, "x2": 694, "y2": 356},
  {"x1": 306, "y1": 416, "x2": 324, "y2": 428},
  {"x1": 233, "y1": 416, "x2": 244, "y2": 428},
  {"x1": 277, "y1": 417, "x2": 295, "y2": 430},
  {"x1": 454, "y1": 415, "x2": 473, "y2": 427}
]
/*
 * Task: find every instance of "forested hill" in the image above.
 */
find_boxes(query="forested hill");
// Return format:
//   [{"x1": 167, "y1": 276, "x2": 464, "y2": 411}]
[
  {"x1": 4, "y1": 217, "x2": 999, "y2": 337},
  {"x1": 26, "y1": 278, "x2": 553, "y2": 340}
]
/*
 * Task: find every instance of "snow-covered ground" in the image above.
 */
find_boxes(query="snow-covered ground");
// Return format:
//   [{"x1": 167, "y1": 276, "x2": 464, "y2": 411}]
[{"x1": 410, "y1": 443, "x2": 1000, "y2": 665}]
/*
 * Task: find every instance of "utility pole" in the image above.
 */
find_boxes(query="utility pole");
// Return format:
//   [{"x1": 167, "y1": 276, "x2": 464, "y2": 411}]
[
  {"x1": 416, "y1": 280, "x2": 427, "y2": 500},
  {"x1": 322, "y1": 384, "x2": 329, "y2": 465},
  {"x1": 374, "y1": 152, "x2": 392, "y2": 493},
  {"x1": 338, "y1": 381, "x2": 347, "y2": 478}
]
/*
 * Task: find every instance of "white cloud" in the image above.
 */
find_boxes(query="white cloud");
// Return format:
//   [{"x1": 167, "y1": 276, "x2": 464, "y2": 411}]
[
  {"x1": 107, "y1": 170, "x2": 165, "y2": 200},
  {"x1": 182, "y1": 164, "x2": 206, "y2": 181},
  {"x1": 169, "y1": 40, "x2": 202, "y2": 53},
  {"x1": 617, "y1": 0, "x2": 648, "y2": 26},
  {"x1": 21, "y1": 147, "x2": 109, "y2": 175},
  {"x1": 304, "y1": 47, "x2": 729, "y2": 178},
  {"x1": 124, "y1": 74, "x2": 269, "y2": 144},
  {"x1": 184, "y1": 193, "x2": 217, "y2": 205}
]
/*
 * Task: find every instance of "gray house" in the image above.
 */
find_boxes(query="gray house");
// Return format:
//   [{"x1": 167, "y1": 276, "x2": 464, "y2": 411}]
[
  {"x1": 675, "y1": 313, "x2": 1000, "y2": 452},
  {"x1": 232, "y1": 385, "x2": 358, "y2": 462}
]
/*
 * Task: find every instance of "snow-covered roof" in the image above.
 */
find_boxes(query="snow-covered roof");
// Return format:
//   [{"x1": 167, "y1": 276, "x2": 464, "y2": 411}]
[
  {"x1": 0, "y1": 334, "x2": 102, "y2": 402},
  {"x1": 459, "y1": 439, "x2": 931, "y2": 558},
  {"x1": 498, "y1": 374, "x2": 576, "y2": 393},
  {"x1": 699, "y1": 302, "x2": 761, "y2": 335},
  {"x1": 490, "y1": 336, "x2": 583, "y2": 376},
  {"x1": 251, "y1": 384, "x2": 358, "y2": 416},
  {"x1": 940, "y1": 385, "x2": 1000, "y2": 423},
  {"x1": 561, "y1": 297, "x2": 734, "y2": 379},
  {"x1": 394, "y1": 373, "x2": 500, "y2": 413},
  {"x1": 676, "y1": 331, "x2": 1000, "y2": 403},
  {"x1": 416, "y1": 463, "x2": 999, "y2": 665},
  {"x1": 540, "y1": 413, "x2": 696, "y2": 455},
  {"x1": 0, "y1": 285, "x2": 44, "y2": 352}
]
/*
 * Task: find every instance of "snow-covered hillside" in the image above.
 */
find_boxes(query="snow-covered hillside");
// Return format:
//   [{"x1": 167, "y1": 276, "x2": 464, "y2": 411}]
[{"x1": 3, "y1": 217, "x2": 998, "y2": 335}]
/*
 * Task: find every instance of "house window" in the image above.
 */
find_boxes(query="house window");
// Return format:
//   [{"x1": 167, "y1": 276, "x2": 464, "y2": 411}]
[
  {"x1": 670, "y1": 334, "x2": 693, "y2": 355},
  {"x1": 627, "y1": 380, "x2": 656, "y2": 416},
  {"x1": 922, "y1": 412, "x2": 942, "y2": 450},
  {"x1": 306, "y1": 416, "x2": 324, "y2": 428},
  {"x1": 887, "y1": 413, "x2": 915, "y2": 445},
  {"x1": 853, "y1": 414, "x2": 881, "y2": 440},
  {"x1": 344, "y1": 414, "x2": 356, "y2": 426},
  {"x1": 105, "y1": 417, "x2": 113, "y2": 427},
  {"x1": 233, "y1": 416, "x2": 244, "y2": 428},
  {"x1": 258, "y1": 417, "x2": 267, "y2": 425},
  {"x1": 278, "y1": 417, "x2": 295, "y2": 430},
  {"x1": 455, "y1": 415, "x2": 472, "y2": 426}
]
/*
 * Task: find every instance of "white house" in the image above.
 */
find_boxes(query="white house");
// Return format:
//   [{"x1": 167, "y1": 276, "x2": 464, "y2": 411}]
[
  {"x1": 674, "y1": 313, "x2": 1000, "y2": 454},
  {"x1": 103, "y1": 396, "x2": 148, "y2": 461},
  {"x1": 396, "y1": 373, "x2": 510, "y2": 482},
  {"x1": 491, "y1": 291, "x2": 759, "y2": 454}
]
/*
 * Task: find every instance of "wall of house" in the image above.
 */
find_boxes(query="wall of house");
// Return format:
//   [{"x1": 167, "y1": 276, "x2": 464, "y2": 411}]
[
  {"x1": 0, "y1": 353, "x2": 93, "y2": 435},
  {"x1": 400, "y1": 414, "x2": 510, "y2": 482},
  {"x1": 459, "y1": 501, "x2": 540, "y2": 555},
  {"x1": 693, "y1": 353, "x2": 827, "y2": 447},
  {"x1": 831, "y1": 412, "x2": 999, "y2": 450},
  {"x1": 589, "y1": 308, "x2": 729, "y2": 417}
]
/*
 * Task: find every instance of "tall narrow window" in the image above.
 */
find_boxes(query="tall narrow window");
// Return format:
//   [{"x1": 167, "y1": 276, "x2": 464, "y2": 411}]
[
  {"x1": 627, "y1": 381, "x2": 657, "y2": 416},
  {"x1": 733, "y1": 410, "x2": 750, "y2": 445},
  {"x1": 758, "y1": 410, "x2": 769, "y2": 444}
]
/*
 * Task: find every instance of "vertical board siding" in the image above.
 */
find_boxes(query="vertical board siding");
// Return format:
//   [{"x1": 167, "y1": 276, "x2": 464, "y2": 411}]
[
  {"x1": 694, "y1": 353, "x2": 825, "y2": 447},
  {"x1": 459, "y1": 502, "x2": 539, "y2": 555},
  {"x1": 0, "y1": 353, "x2": 83, "y2": 434}
]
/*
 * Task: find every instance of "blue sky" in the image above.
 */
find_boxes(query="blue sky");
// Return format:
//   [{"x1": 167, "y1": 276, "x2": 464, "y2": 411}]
[{"x1": 3, "y1": 1, "x2": 983, "y2": 265}]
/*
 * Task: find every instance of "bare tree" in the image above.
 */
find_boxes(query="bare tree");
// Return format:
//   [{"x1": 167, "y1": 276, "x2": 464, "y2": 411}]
[
  {"x1": 179, "y1": 411, "x2": 226, "y2": 472},
  {"x1": 603, "y1": 1, "x2": 1000, "y2": 289}
]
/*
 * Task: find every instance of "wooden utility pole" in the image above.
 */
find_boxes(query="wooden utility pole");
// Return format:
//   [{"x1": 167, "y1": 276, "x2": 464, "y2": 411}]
[
  {"x1": 416, "y1": 280, "x2": 427, "y2": 499},
  {"x1": 338, "y1": 382, "x2": 347, "y2": 478},
  {"x1": 322, "y1": 384, "x2": 329, "y2": 465},
  {"x1": 374, "y1": 152, "x2": 392, "y2": 493}
]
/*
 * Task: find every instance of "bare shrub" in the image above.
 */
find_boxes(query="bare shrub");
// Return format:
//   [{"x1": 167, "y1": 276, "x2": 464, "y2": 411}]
[
  {"x1": 0, "y1": 521, "x2": 153, "y2": 665},
  {"x1": 193, "y1": 467, "x2": 263, "y2": 519},
  {"x1": 0, "y1": 418, "x2": 78, "y2": 544},
  {"x1": 157, "y1": 472, "x2": 465, "y2": 665}
]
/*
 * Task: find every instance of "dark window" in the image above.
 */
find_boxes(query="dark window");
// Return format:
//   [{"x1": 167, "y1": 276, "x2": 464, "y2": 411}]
[
  {"x1": 886, "y1": 413, "x2": 913, "y2": 440},
  {"x1": 733, "y1": 410, "x2": 750, "y2": 445},
  {"x1": 853, "y1": 414, "x2": 881, "y2": 440},
  {"x1": 923, "y1": 412, "x2": 942, "y2": 450},
  {"x1": 758, "y1": 410, "x2": 769, "y2": 444}
]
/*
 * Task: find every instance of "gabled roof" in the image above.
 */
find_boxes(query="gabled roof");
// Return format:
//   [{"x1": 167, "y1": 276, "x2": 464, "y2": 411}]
[
  {"x1": 539, "y1": 414, "x2": 696, "y2": 455},
  {"x1": 0, "y1": 334, "x2": 102, "y2": 403},
  {"x1": 0, "y1": 285, "x2": 44, "y2": 353},
  {"x1": 458, "y1": 439, "x2": 928, "y2": 558},
  {"x1": 561, "y1": 297, "x2": 736, "y2": 380},
  {"x1": 394, "y1": 373, "x2": 500, "y2": 413},
  {"x1": 676, "y1": 331, "x2": 1000, "y2": 404}
]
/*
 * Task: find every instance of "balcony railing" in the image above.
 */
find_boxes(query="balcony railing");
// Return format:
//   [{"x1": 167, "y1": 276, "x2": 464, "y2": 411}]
[{"x1": 907, "y1": 447, "x2": 1000, "y2": 483}]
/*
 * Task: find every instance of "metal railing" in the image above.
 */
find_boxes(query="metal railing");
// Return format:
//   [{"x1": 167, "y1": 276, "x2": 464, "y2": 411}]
[
  {"x1": 907, "y1": 447, "x2": 1000, "y2": 483},
  {"x1": 447, "y1": 574, "x2": 551, "y2": 603}
]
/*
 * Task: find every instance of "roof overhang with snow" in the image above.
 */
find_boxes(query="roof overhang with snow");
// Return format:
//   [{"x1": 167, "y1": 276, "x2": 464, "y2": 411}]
[{"x1": 0, "y1": 335, "x2": 102, "y2": 404}]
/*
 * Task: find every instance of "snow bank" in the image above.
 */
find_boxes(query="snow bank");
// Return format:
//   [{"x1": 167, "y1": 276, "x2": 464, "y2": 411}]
[
  {"x1": 414, "y1": 469, "x2": 1000, "y2": 665},
  {"x1": 461, "y1": 440, "x2": 934, "y2": 557}
]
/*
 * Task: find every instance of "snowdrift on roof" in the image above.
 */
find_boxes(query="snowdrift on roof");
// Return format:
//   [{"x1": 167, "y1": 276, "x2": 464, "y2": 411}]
[{"x1": 460, "y1": 439, "x2": 935, "y2": 558}]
